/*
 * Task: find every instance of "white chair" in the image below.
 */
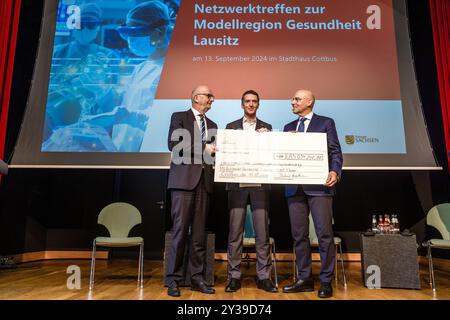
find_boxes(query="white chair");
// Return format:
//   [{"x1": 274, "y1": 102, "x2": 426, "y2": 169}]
[
  {"x1": 424, "y1": 203, "x2": 450, "y2": 291},
  {"x1": 89, "y1": 202, "x2": 144, "y2": 289}
]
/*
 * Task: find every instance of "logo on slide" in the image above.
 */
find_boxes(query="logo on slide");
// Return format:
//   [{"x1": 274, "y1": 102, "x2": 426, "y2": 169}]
[
  {"x1": 345, "y1": 135, "x2": 355, "y2": 145},
  {"x1": 345, "y1": 135, "x2": 380, "y2": 145}
]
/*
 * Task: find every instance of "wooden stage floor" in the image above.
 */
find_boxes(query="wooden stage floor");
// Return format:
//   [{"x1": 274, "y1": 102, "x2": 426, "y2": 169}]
[{"x1": 0, "y1": 259, "x2": 449, "y2": 300}]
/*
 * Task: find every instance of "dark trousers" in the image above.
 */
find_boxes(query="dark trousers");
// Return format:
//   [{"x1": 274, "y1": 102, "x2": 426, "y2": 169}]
[
  {"x1": 288, "y1": 190, "x2": 335, "y2": 283},
  {"x1": 227, "y1": 189, "x2": 271, "y2": 280},
  {"x1": 165, "y1": 178, "x2": 208, "y2": 285}
]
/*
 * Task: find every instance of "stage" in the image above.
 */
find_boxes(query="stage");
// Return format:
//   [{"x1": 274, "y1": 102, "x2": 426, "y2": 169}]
[{"x1": 0, "y1": 259, "x2": 448, "y2": 300}]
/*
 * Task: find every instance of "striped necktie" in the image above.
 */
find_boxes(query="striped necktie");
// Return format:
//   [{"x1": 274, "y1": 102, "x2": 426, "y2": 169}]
[{"x1": 199, "y1": 114, "x2": 206, "y2": 142}]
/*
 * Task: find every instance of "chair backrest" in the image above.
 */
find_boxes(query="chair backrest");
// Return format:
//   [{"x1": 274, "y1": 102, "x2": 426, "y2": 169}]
[
  {"x1": 98, "y1": 202, "x2": 142, "y2": 238},
  {"x1": 244, "y1": 205, "x2": 256, "y2": 239},
  {"x1": 426, "y1": 203, "x2": 450, "y2": 240}
]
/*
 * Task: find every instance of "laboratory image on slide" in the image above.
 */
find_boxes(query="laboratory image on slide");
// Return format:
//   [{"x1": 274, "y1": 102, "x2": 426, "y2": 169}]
[{"x1": 41, "y1": 0, "x2": 180, "y2": 152}]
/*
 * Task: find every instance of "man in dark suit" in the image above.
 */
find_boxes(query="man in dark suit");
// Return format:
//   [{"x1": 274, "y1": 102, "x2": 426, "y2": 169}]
[
  {"x1": 165, "y1": 85, "x2": 218, "y2": 297},
  {"x1": 282, "y1": 89, "x2": 343, "y2": 298},
  {"x1": 224, "y1": 90, "x2": 277, "y2": 293}
]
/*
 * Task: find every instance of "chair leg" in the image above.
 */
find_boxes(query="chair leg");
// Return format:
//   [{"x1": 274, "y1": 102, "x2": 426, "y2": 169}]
[
  {"x1": 89, "y1": 239, "x2": 96, "y2": 290},
  {"x1": 241, "y1": 251, "x2": 245, "y2": 268},
  {"x1": 427, "y1": 245, "x2": 432, "y2": 285},
  {"x1": 334, "y1": 245, "x2": 338, "y2": 284},
  {"x1": 293, "y1": 243, "x2": 297, "y2": 282},
  {"x1": 137, "y1": 242, "x2": 144, "y2": 288},
  {"x1": 140, "y1": 242, "x2": 144, "y2": 288},
  {"x1": 427, "y1": 244, "x2": 436, "y2": 292},
  {"x1": 245, "y1": 250, "x2": 250, "y2": 269},
  {"x1": 271, "y1": 239, "x2": 278, "y2": 288},
  {"x1": 338, "y1": 242, "x2": 347, "y2": 288},
  {"x1": 137, "y1": 243, "x2": 141, "y2": 287}
]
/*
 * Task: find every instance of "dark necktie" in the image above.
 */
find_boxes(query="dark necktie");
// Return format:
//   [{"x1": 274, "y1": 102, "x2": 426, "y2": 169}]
[
  {"x1": 199, "y1": 114, "x2": 206, "y2": 142},
  {"x1": 298, "y1": 117, "x2": 307, "y2": 132}
]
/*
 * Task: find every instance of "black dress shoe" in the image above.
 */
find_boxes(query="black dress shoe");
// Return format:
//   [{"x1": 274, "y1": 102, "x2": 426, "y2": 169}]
[
  {"x1": 257, "y1": 279, "x2": 278, "y2": 293},
  {"x1": 167, "y1": 282, "x2": 180, "y2": 297},
  {"x1": 191, "y1": 280, "x2": 215, "y2": 294},
  {"x1": 318, "y1": 282, "x2": 333, "y2": 298},
  {"x1": 225, "y1": 278, "x2": 241, "y2": 292},
  {"x1": 283, "y1": 277, "x2": 314, "y2": 293}
]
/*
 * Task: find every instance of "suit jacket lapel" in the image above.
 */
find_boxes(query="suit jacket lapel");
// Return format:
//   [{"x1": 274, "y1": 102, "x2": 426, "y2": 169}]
[
  {"x1": 306, "y1": 114, "x2": 317, "y2": 132},
  {"x1": 237, "y1": 117, "x2": 244, "y2": 130},
  {"x1": 290, "y1": 120, "x2": 297, "y2": 132},
  {"x1": 256, "y1": 118, "x2": 264, "y2": 130},
  {"x1": 187, "y1": 109, "x2": 200, "y2": 137}
]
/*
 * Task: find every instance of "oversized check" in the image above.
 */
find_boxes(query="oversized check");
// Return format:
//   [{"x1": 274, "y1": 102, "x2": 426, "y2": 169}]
[{"x1": 214, "y1": 129, "x2": 329, "y2": 185}]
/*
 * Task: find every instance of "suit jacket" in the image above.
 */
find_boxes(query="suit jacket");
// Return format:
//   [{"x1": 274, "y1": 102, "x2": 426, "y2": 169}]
[
  {"x1": 283, "y1": 113, "x2": 343, "y2": 197},
  {"x1": 225, "y1": 117, "x2": 272, "y2": 191},
  {"x1": 167, "y1": 109, "x2": 218, "y2": 193}
]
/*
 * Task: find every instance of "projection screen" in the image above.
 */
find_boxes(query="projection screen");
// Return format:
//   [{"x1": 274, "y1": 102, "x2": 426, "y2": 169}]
[{"x1": 11, "y1": 0, "x2": 440, "y2": 169}]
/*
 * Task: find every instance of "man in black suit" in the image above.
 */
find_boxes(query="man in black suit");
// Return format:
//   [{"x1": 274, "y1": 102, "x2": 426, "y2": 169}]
[
  {"x1": 165, "y1": 85, "x2": 218, "y2": 297},
  {"x1": 224, "y1": 90, "x2": 277, "y2": 293},
  {"x1": 282, "y1": 89, "x2": 343, "y2": 298}
]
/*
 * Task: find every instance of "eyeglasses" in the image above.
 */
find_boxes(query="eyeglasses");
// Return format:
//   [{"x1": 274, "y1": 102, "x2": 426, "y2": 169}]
[
  {"x1": 196, "y1": 93, "x2": 215, "y2": 99},
  {"x1": 118, "y1": 25, "x2": 153, "y2": 39},
  {"x1": 292, "y1": 97, "x2": 303, "y2": 102}
]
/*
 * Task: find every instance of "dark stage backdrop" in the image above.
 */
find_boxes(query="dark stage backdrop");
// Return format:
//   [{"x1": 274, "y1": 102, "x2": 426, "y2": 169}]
[{"x1": 0, "y1": 0, "x2": 448, "y2": 258}]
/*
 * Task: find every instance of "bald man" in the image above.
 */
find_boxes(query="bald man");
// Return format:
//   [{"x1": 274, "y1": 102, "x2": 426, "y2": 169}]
[
  {"x1": 282, "y1": 90, "x2": 343, "y2": 298},
  {"x1": 165, "y1": 85, "x2": 218, "y2": 297}
]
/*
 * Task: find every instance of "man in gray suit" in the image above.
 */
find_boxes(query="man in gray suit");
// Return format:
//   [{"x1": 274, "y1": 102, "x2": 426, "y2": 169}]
[
  {"x1": 224, "y1": 90, "x2": 277, "y2": 293},
  {"x1": 165, "y1": 85, "x2": 218, "y2": 297}
]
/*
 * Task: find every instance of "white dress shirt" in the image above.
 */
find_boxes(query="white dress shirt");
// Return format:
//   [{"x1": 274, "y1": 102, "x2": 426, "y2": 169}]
[{"x1": 242, "y1": 117, "x2": 257, "y2": 131}]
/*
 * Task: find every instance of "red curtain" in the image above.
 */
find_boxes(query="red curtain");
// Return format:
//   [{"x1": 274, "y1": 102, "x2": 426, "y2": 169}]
[
  {"x1": 430, "y1": 0, "x2": 450, "y2": 173},
  {"x1": 0, "y1": 0, "x2": 21, "y2": 164}
]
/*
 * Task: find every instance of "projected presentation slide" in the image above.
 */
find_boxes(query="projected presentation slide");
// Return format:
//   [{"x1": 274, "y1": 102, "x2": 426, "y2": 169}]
[{"x1": 41, "y1": 0, "x2": 405, "y2": 154}]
